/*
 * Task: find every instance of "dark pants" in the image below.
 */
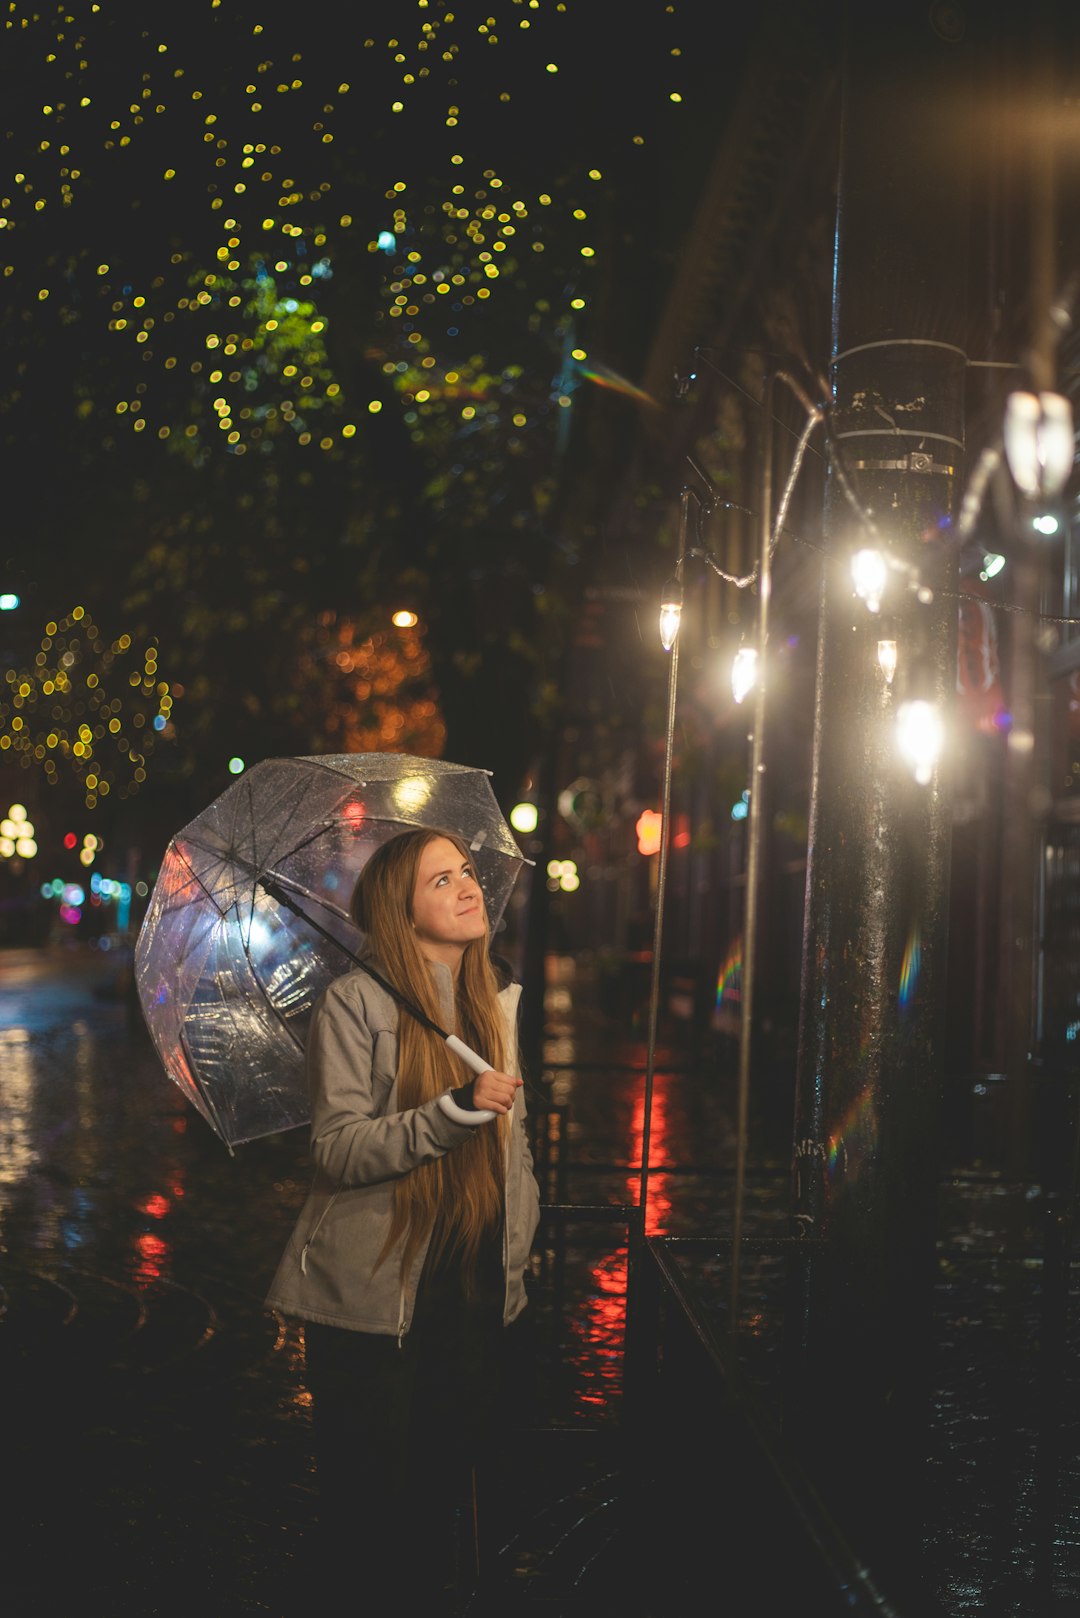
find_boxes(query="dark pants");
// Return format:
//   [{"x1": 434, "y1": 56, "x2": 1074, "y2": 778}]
[{"x1": 303, "y1": 1238, "x2": 506, "y2": 1609}]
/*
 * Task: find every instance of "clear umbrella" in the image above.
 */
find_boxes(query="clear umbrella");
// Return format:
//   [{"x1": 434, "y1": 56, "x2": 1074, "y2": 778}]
[{"x1": 134, "y1": 753, "x2": 529, "y2": 1150}]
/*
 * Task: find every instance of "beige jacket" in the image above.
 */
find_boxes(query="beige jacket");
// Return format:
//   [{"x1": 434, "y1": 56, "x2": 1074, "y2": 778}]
[{"x1": 264, "y1": 959, "x2": 541, "y2": 1338}]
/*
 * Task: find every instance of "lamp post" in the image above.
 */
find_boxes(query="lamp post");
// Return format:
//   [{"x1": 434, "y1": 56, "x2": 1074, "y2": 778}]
[
  {"x1": 637, "y1": 365, "x2": 824, "y2": 1340},
  {"x1": 636, "y1": 486, "x2": 694, "y2": 1264},
  {"x1": 730, "y1": 368, "x2": 775, "y2": 1326}
]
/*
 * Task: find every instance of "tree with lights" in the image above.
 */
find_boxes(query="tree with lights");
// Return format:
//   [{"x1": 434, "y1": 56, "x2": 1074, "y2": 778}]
[{"x1": 0, "y1": 1, "x2": 727, "y2": 835}]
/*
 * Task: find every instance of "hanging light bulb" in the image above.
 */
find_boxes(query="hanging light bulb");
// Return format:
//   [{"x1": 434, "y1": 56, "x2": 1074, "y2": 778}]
[
  {"x1": 877, "y1": 639, "x2": 898, "y2": 684},
  {"x1": 659, "y1": 577, "x2": 683, "y2": 651},
  {"x1": 851, "y1": 548, "x2": 888, "y2": 614},
  {"x1": 731, "y1": 646, "x2": 758, "y2": 705},
  {"x1": 896, "y1": 699, "x2": 944, "y2": 786},
  {"x1": 1035, "y1": 393, "x2": 1074, "y2": 496},
  {"x1": 1004, "y1": 390, "x2": 1075, "y2": 498}
]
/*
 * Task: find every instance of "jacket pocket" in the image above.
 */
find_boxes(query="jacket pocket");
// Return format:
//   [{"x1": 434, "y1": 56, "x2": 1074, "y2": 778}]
[{"x1": 299, "y1": 1186, "x2": 342, "y2": 1275}]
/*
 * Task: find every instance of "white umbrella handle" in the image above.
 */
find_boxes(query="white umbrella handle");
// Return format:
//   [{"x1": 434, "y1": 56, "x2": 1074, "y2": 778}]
[
  {"x1": 444, "y1": 1034, "x2": 492, "y2": 1076},
  {"x1": 444, "y1": 1034, "x2": 497, "y2": 1123}
]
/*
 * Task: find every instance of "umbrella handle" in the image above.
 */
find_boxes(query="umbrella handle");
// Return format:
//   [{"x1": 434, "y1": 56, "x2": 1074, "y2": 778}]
[
  {"x1": 445, "y1": 1034, "x2": 493, "y2": 1076},
  {"x1": 444, "y1": 1035, "x2": 498, "y2": 1123}
]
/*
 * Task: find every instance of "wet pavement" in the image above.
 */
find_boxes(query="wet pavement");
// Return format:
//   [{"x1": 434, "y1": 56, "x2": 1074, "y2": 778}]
[
  {"x1": 0, "y1": 943, "x2": 748, "y2": 1617},
  {"x1": 5, "y1": 942, "x2": 1080, "y2": 1615}
]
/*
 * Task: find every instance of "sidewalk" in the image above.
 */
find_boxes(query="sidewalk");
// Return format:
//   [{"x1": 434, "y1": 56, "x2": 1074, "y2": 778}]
[
  {"x1": 0, "y1": 945, "x2": 742, "y2": 1617},
  {"x1": 7, "y1": 944, "x2": 1079, "y2": 1616}
]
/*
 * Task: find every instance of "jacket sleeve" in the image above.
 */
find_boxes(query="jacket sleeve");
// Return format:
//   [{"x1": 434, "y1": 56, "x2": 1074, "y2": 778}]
[{"x1": 306, "y1": 979, "x2": 473, "y2": 1188}]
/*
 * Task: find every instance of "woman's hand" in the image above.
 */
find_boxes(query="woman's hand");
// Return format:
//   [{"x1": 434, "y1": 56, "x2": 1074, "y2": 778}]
[{"x1": 472, "y1": 1068, "x2": 523, "y2": 1114}]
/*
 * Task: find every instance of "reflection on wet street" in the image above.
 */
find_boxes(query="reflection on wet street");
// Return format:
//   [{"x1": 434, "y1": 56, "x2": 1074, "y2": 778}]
[
  {"x1": 5, "y1": 945, "x2": 1080, "y2": 1615},
  {"x1": 0, "y1": 945, "x2": 751, "y2": 1615}
]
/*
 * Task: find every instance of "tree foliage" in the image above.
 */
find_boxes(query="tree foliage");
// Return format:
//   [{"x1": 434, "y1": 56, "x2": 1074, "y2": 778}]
[{"x1": 0, "y1": 1, "x2": 738, "y2": 829}]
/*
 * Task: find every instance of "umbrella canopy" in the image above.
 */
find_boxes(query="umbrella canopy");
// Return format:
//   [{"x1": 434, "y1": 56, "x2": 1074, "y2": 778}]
[{"x1": 134, "y1": 754, "x2": 529, "y2": 1149}]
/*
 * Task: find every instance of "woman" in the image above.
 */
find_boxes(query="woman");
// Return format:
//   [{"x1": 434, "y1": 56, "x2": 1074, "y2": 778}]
[{"x1": 266, "y1": 826, "x2": 541, "y2": 1609}]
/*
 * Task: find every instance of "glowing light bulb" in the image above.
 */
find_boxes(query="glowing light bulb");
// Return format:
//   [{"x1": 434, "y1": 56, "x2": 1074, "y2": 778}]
[
  {"x1": 852, "y1": 548, "x2": 888, "y2": 613},
  {"x1": 1004, "y1": 391, "x2": 1075, "y2": 498},
  {"x1": 659, "y1": 578, "x2": 683, "y2": 650},
  {"x1": 731, "y1": 647, "x2": 758, "y2": 705},
  {"x1": 897, "y1": 700, "x2": 944, "y2": 786}
]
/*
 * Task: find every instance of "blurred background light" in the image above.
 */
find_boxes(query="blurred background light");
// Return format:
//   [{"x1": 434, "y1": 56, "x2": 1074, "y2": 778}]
[{"x1": 509, "y1": 801, "x2": 538, "y2": 834}]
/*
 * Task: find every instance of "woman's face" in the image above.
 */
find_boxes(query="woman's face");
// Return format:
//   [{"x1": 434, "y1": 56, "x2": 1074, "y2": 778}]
[{"x1": 410, "y1": 836, "x2": 487, "y2": 967}]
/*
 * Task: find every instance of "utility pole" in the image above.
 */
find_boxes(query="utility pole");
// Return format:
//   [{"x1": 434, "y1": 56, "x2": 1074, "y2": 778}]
[{"x1": 786, "y1": 4, "x2": 972, "y2": 1600}]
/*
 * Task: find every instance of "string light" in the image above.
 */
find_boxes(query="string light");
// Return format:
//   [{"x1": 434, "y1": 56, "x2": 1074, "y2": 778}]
[
  {"x1": 0, "y1": 803, "x2": 36, "y2": 861},
  {"x1": 0, "y1": 9, "x2": 699, "y2": 464},
  {"x1": 0, "y1": 608, "x2": 169, "y2": 807}
]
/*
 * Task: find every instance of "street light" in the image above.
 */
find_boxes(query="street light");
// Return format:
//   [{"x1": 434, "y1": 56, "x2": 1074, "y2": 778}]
[
  {"x1": 897, "y1": 698, "x2": 945, "y2": 786},
  {"x1": 731, "y1": 646, "x2": 759, "y2": 705},
  {"x1": 658, "y1": 577, "x2": 684, "y2": 651},
  {"x1": 638, "y1": 366, "x2": 824, "y2": 1333}
]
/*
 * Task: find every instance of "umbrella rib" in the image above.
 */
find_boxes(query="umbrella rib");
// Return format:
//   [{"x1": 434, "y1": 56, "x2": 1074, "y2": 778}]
[
  {"x1": 259, "y1": 877, "x2": 450, "y2": 1040},
  {"x1": 179, "y1": 1027, "x2": 234, "y2": 1149},
  {"x1": 238, "y1": 924, "x2": 309, "y2": 1057},
  {"x1": 261, "y1": 867, "x2": 353, "y2": 925},
  {"x1": 257, "y1": 884, "x2": 495, "y2": 1088}
]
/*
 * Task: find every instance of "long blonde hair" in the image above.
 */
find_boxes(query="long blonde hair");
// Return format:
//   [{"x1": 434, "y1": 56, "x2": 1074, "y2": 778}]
[{"x1": 351, "y1": 827, "x2": 510, "y2": 1287}]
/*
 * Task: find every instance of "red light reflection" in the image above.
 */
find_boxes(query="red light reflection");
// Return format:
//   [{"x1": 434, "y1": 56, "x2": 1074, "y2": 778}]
[
  {"x1": 141, "y1": 1194, "x2": 170, "y2": 1219},
  {"x1": 134, "y1": 1231, "x2": 169, "y2": 1284},
  {"x1": 567, "y1": 1070, "x2": 675, "y2": 1417},
  {"x1": 628, "y1": 1074, "x2": 675, "y2": 1236}
]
